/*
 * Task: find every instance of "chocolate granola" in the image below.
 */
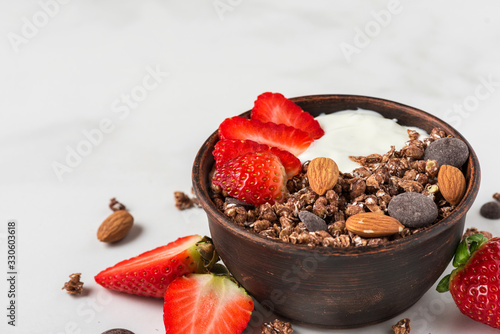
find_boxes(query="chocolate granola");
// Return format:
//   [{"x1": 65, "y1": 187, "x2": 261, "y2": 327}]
[{"x1": 211, "y1": 128, "x2": 463, "y2": 248}]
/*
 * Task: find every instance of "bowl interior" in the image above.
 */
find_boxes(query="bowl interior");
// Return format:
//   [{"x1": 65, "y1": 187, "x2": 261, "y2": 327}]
[{"x1": 193, "y1": 94, "x2": 481, "y2": 256}]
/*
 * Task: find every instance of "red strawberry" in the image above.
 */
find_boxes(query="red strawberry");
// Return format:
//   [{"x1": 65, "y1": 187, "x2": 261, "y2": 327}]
[
  {"x1": 251, "y1": 92, "x2": 325, "y2": 140},
  {"x1": 212, "y1": 151, "x2": 288, "y2": 206},
  {"x1": 163, "y1": 274, "x2": 254, "y2": 334},
  {"x1": 213, "y1": 139, "x2": 301, "y2": 179},
  {"x1": 94, "y1": 235, "x2": 218, "y2": 298},
  {"x1": 437, "y1": 234, "x2": 500, "y2": 329},
  {"x1": 218, "y1": 116, "x2": 313, "y2": 156}
]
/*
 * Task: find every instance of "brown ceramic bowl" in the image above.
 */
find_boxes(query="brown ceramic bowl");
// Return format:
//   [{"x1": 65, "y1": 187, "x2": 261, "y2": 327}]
[{"x1": 192, "y1": 95, "x2": 480, "y2": 328}]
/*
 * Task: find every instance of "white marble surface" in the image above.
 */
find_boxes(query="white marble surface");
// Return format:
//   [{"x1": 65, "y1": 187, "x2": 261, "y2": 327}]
[{"x1": 1, "y1": 1, "x2": 500, "y2": 333}]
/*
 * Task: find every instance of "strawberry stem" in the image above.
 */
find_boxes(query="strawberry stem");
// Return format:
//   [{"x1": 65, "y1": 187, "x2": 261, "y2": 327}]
[
  {"x1": 437, "y1": 233, "x2": 489, "y2": 293},
  {"x1": 197, "y1": 236, "x2": 220, "y2": 270}
]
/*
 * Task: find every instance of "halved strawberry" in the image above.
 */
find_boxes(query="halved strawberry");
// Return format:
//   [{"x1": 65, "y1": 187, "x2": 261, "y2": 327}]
[
  {"x1": 213, "y1": 139, "x2": 301, "y2": 179},
  {"x1": 218, "y1": 116, "x2": 313, "y2": 156},
  {"x1": 163, "y1": 274, "x2": 254, "y2": 334},
  {"x1": 212, "y1": 151, "x2": 288, "y2": 206},
  {"x1": 251, "y1": 92, "x2": 324, "y2": 140},
  {"x1": 94, "y1": 235, "x2": 218, "y2": 298}
]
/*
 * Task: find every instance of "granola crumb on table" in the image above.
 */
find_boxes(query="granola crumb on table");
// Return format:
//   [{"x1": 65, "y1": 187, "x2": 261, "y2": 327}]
[
  {"x1": 462, "y1": 227, "x2": 492, "y2": 240},
  {"x1": 174, "y1": 191, "x2": 194, "y2": 210},
  {"x1": 261, "y1": 319, "x2": 293, "y2": 334},
  {"x1": 392, "y1": 318, "x2": 411, "y2": 334},
  {"x1": 212, "y1": 127, "x2": 464, "y2": 248},
  {"x1": 62, "y1": 273, "x2": 84, "y2": 295},
  {"x1": 109, "y1": 197, "x2": 127, "y2": 211}
]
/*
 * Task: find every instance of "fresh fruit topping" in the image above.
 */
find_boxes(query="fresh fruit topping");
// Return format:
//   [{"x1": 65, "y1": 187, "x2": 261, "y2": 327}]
[
  {"x1": 251, "y1": 92, "x2": 325, "y2": 140},
  {"x1": 213, "y1": 139, "x2": 301, "y2": 179},
  {"x1": 94, "y1": 235, "x2": 218, "y2": 298},
  {"x1": 218, "y1": 116, "x2": 313, "y2": 156},
  {"x1": 437, "y1": 234, "x2": 500, "y2": 329},
  {"x1": 212, "y1": 151, "x2": 288, "y2": 206},
  {"x1": 163, "y1": 274, "x2": 254, "y2": 334}
]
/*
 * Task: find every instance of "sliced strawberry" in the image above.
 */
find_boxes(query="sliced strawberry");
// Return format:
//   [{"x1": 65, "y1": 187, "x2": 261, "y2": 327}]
[
  {"x1": 251, "y1": 92, "x2": 324, "y2": 140},
  {"x1": 213, "y1": 139, "x2": 301, "y2": 179},
  {"x1": 218, "y1": 116, "x2": 313, "y2": 156},
  {"x1": 94, "y1": 235, "x2": 217, "y2": 298},
  {"x1": 212, "y1": 151, "x2": 288, "y2": 206},
  {"x1": 163, "y1": 274, "x2": 254, "y2": 334}
]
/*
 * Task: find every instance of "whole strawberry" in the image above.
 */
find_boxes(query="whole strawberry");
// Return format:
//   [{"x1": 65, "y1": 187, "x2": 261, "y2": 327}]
[
  {"x1": 212, "y1": 151, "x2": 288, "y2": 206},
  {"x1": 437, "y1": 234, "x2": 500, "y2": 329}
]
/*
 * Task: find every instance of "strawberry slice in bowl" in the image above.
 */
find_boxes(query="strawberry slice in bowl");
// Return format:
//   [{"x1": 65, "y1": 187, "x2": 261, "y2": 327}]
[
  {"x1": 218, "y1": 116, "x2": 313, "y2": 157},
  {"x1": 163, "y1": 274, "x2": 254, "y2": 334},
  {"x1": 94, "y1": 235, "x2": 218, "y2": 298},
  {"x1": 212, "y1": 151, "x2": 288, "y2": 206},
  {"x1": 251, "y1": 92, "x2": 325, "y2": 140},
  {"x1": 213, "y1": 139, "x2": 301, "y2": 179}
]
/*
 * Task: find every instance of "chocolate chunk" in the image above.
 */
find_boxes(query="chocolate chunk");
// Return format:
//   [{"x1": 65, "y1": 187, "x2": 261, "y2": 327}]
[
  {"x1": 225, "y1": 197, "x2": 254, "y2": 209},
  {"x1": 298, "y1": 211, "x2": 327, "y2": 232},
  {"x1": 102, "y1": 330, "x2": 135, "y2": 334},
  {"x1": 388, "y1": 192, "x2": 438, "y2": 228},
  {"x1": 423, "y1": 137, "x2": 469, "y2": 168},
  {"x1": 480, "y1": 201, "x2": 500, "y2": 219}
]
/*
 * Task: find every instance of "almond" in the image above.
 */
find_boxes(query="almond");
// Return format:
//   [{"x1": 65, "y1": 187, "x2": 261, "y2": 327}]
[
  {"x1": 438, "y1": 164, "x2": 466, "y2": 206},
  {"x1": 307, "y1": 157, "x2": 339, "y2": 195},
  {"x1": 346, "y1": 212, "x2": 404, "y2": 238},
  {"x1": 97, "y1": 210, "x2": 134, "y2": 243}
]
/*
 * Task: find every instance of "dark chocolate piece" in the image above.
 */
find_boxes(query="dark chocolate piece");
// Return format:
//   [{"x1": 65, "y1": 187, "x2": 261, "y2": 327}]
[{"x1": 388, "y1": 192, "x2": 438, "y2": 228}]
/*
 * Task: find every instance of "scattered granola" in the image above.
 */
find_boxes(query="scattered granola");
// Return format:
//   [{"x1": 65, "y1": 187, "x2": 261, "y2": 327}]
[
  {"x1": 462, "y1": 227, "x2": 493, "y2": 240},
  {"x1": 261, "y1": 319, "x2": 293, "y2": 334},
  {"x1": 62, "y1": 273, "x2": 84, "y2": 295},
  {"x1": 494, "y1": 193, "x2": 500, "y2": 202},
  {"x1": 109, "y1": 197, "x2": 126, "y2": 211},
  {"x1": 174, "y1": 191, "x2": 195, "y2": 210},
  {"x1": 212, "y1": 127, "x2": 463, "y2": 248},
  {"x1": 392, "y1": 318, "x2": 411, "y2": 334}
]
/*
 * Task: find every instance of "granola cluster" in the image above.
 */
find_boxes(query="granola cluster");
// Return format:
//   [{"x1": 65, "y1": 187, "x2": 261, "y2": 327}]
[
  {"x1": 211, "y1": 128, "x2": 462, "y2": 248},
  {"x1": 261, "y1": 319, "x2": 293, "y2": 334}
]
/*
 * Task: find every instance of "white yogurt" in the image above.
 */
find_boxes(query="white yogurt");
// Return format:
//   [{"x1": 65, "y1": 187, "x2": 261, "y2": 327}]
[{"x1": 298, "y1": 109, "x2": 428, "y2": 173}]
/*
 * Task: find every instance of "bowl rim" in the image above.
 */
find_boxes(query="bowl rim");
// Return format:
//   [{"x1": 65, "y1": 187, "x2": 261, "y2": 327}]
[{"x1": 192, "y1": 94, "x2": 481, "y2": 257}]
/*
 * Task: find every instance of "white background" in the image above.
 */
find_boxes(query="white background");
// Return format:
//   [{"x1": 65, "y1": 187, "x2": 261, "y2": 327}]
[{"x1": 1, "y1": 1, "x2": 500, "y2": 333}]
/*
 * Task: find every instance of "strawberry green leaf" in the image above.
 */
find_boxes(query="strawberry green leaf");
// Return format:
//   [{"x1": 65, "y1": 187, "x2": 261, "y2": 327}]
[
  {"x1": 436, "y1": 274, "x2": 451, "y2": 292},
  {"x1": 453, "y1": 238, "x2": 470, "y2": 267}
]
